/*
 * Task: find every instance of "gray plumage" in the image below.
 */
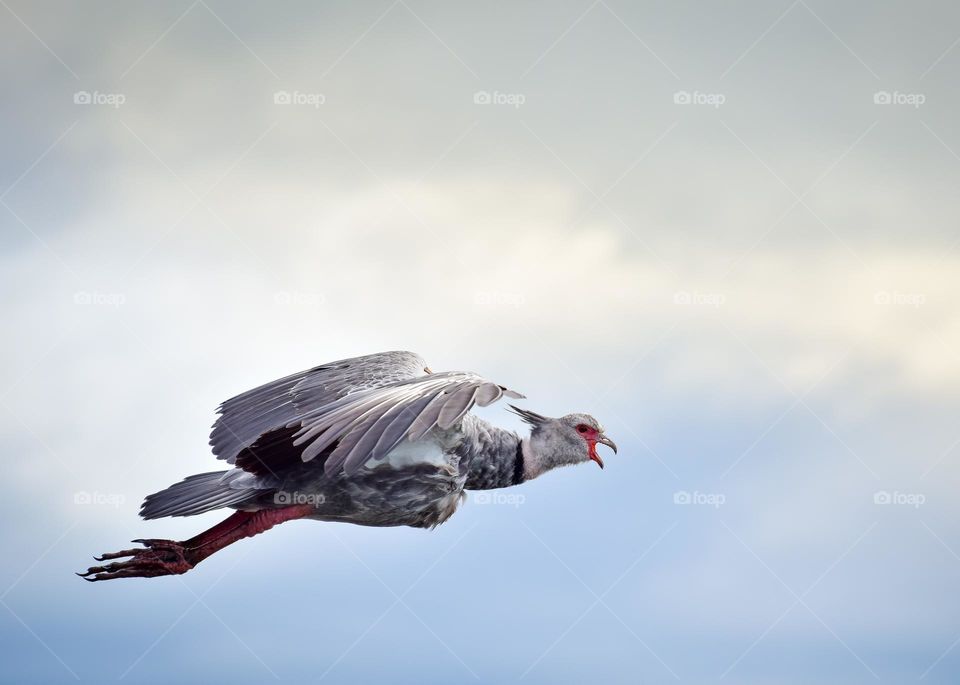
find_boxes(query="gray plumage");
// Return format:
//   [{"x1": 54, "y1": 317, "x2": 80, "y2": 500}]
[
  {"x1": 141, "y1": 470, "x2": 265, "y2": 519},
  {"x1": 141, "y1": 350, "x2": 617, "y2": 529}
]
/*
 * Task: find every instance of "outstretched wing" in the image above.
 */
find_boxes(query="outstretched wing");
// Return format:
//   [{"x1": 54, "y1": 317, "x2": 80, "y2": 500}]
[
  {"x1": 209, "y1": 351, "x2": 523, "y2": 478},
  {"x1": 210, "y1": 351, "x2": 428, "y2": 466}
]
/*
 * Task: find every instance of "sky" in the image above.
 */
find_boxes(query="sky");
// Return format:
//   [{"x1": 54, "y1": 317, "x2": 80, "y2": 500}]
[{"x1": 2, "y1": 0, "x2": 960, "y2": 683}]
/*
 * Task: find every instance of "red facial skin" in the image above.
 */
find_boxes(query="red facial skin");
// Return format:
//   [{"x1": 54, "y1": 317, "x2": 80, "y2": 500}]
[{"x1": 576, "y1": 424, "x2": 604, "y2": 468}]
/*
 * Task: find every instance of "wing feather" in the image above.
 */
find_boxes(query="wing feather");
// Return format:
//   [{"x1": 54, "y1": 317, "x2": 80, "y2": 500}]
[
  {"x1": 406, "y1": 380, "x2": 472, "y2": 442},
  {"x1": 475, "y1": 382, "x2": 502, "y2": 407},
  {"x1": 438, "y1": 384, "x2": 480, "y2": 430},
  {"x1": 368, "y1": 393, "x2": 438, "y2": 463}
]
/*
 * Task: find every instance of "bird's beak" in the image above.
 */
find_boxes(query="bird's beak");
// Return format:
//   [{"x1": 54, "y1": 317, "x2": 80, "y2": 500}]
[{"x1": 589, "y1": 434, "x2": 618, "y2": 469}]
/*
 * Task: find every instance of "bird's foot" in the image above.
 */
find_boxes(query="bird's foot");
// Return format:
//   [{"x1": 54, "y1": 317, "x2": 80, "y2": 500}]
[{"x1": 78, "y1": 539, "x2": 194, "y2": 581}]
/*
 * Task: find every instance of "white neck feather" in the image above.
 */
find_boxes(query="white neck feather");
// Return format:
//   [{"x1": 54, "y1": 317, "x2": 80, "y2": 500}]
[{"x1": 521, "y1": 438, "x2": 544, "y2": 481}]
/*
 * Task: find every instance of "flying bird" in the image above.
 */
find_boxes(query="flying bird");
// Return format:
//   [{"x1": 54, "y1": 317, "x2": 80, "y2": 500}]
[{"x1": 80, "y1": 351, "x2": 617, "y2": 580}]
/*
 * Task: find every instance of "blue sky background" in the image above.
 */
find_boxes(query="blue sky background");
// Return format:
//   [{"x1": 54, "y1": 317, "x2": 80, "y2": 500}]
[{"x1": 2, "y1": 1, "x2": 960, "y2": 683}]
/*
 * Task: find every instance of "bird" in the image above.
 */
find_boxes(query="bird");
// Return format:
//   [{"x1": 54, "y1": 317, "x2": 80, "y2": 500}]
[{"x1": 79, "y1": 350, "x2": 617, "y2": 581}]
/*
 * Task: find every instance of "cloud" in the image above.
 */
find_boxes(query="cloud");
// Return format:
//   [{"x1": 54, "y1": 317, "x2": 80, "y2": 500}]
[{"x1": 4, "y1": 3, "x2": 960, "y2": 681}]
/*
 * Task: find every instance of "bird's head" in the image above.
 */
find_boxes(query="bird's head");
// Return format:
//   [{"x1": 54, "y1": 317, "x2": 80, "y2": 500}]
[{"x1": 508, "y1": 405, "x2": 618, "y2": 477}]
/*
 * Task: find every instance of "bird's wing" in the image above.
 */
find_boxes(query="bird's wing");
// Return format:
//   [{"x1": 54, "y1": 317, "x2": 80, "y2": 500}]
[
  {"x1": 293, "y1": 370, "x2": 524, "y2": 477},
  {"x1": 210, "y1": 351, "x2": 429, "y2": 466},
  {"x1": 210, "y1": 351, "x2": 523, "y2": 478}
]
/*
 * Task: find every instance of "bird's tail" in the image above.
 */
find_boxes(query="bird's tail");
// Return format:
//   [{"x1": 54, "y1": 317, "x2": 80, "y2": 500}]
[{"x1": 140, "y1": 470, "x2": 261, "y2": 519}]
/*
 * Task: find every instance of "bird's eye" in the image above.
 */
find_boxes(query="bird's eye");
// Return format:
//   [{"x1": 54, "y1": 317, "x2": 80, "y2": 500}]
[{"x1": 576, "y1": 424, "x2": 589, "y2": 433}]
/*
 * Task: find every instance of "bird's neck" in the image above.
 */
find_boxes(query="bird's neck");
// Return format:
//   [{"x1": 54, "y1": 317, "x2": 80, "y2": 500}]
[{"x1": 460, "y1": 415, "x2": 539, "y2": 490}]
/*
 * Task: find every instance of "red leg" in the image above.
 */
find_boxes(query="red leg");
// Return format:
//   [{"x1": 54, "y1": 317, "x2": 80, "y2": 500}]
[{"x1": 79, "y1": 504, "x2": 314, "y2": 581}]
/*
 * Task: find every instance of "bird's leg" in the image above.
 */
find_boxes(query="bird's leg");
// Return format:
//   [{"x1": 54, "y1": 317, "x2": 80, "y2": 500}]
[{"x1": 78, "y1": 504, "x2": 314, "y2": 581}]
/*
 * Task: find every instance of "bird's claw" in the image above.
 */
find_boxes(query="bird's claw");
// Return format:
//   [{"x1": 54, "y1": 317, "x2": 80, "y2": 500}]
[{"x1": 78, "y1": 540, "x2": 194, "y2": 581}]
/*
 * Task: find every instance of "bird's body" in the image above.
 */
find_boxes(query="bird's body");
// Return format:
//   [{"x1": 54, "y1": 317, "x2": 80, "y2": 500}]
[
  {"x1": 81, "y1": 351, "x2": 616, "y2": 580},
  {"x1": 203, "y1": 414, "x2": 520, "y2": 529}
]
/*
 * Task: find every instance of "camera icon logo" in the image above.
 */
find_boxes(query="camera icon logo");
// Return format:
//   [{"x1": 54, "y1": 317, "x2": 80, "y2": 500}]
[
  {"x1": 673, "y1": 90, "x2": 691, "y2": 105},
  {"x1": 873, "y1": 490, "x2": 891, "y2": 504},
  {"x1": 274, "y1": 90, "x2": 292, "y2": 105},
  {"x1": 74, "y1": 91, "x2": 92, "y2": 105},
  {"x1": 473, "y1": 90, "x2": 491, "y2": 105},
  {"x1": 873, "y1": 91, "x2": 891, "y2": 105},
  {"x1": 673, "y1": 490, "x2": 691, "y2": 504}
]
